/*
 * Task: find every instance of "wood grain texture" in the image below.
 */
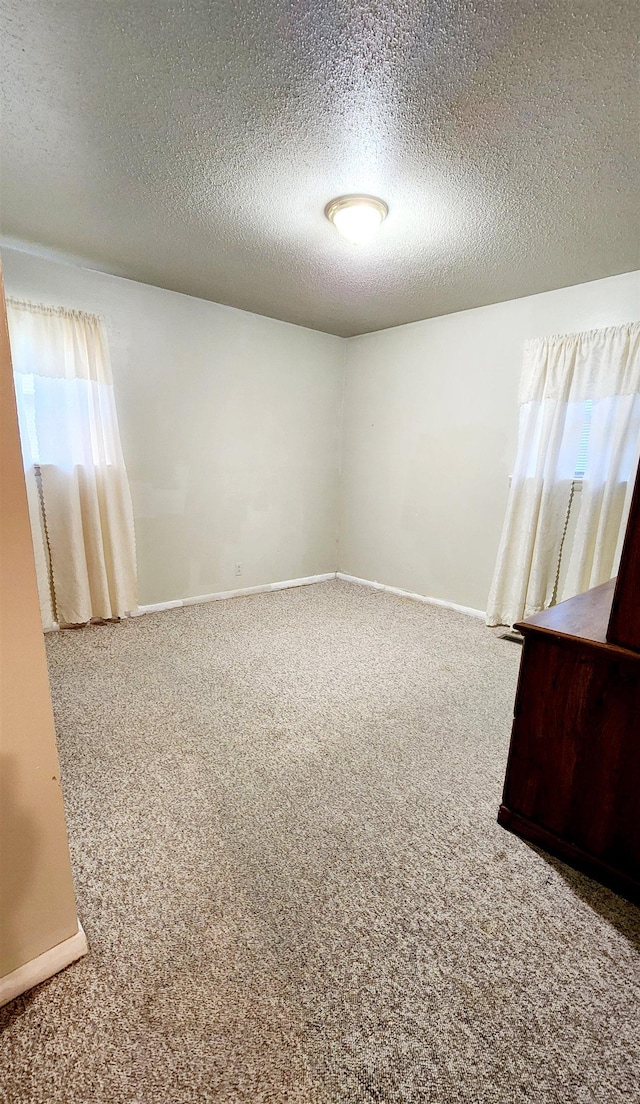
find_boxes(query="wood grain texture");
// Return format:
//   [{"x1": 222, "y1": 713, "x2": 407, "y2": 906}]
[
  {"x1": 516, "y1": 579, "x2": 615, "y2": 645},
  {"x1": 500, "y1": 621, "x2": 640, "y2": 902},
  {"x1": 497, "y1": 806, "x2": 640, "y2": 904},
  {"x1": 608, "y1": 459, "x2": 640, "y2": 653}
]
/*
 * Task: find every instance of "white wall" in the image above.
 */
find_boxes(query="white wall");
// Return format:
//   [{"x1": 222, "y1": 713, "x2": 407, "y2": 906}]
[
  {"x1": 339, "y1": 272, "x2": 640, "y2": 613},
  {"x1": 4, "y1": 246, "x2": 638, "y2": 617},
  {"x1": 2, "y1": 247, "x2": 345, "y2": 606}
]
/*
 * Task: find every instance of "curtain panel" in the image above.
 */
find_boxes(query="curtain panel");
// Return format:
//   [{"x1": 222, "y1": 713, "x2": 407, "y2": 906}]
[
  {"x1": 8, "y1": 299, "x2": 138, "y2": 626},
  {"x1": 487, "y1": 322, "x2": 640, "y2": 628}
]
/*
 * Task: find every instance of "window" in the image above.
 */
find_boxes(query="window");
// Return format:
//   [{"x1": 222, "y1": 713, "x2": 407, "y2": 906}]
[
  {"x1": 8, "y1": 298, "x2": 138, "y2": 626},
  {"x1": 487, "y1": 322, "x2": 640, "y2": 627},
  {"x1": 15, "y1": 373, "x2": 40, "y2": 462}
]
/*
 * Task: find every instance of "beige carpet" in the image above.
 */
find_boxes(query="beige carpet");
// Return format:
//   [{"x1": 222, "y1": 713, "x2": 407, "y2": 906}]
[{"x1": 1, "y1": 579, "x2": 638, "y2": 1103}]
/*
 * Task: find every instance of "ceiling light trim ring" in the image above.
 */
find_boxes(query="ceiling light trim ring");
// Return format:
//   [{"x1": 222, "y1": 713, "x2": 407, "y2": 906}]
[{"x1": 324, "y1": 194, "x2": 389, "y2": 225}]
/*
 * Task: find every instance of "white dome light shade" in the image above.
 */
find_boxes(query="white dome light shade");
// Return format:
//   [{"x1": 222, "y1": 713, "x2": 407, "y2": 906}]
[{"x1": 325, "y1": 195, "x2": 388, "y2": 245}]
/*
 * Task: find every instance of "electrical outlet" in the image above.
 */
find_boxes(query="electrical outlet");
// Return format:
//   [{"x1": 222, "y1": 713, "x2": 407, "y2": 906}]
[{"x1": 234, "y1": 562, "x2": 243, "y2": 577}]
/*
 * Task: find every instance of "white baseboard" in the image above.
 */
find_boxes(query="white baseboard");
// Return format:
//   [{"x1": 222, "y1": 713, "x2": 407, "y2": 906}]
[
  {"x1": 336, "y1": 572, "x2": 486, "y2": 620},
  {"x1": 0, "y1": 924, "x2": 88, "y2": 1008},
  {"x1": 47, "y1": 571, "x2": 485, "y2": 626},
  {"x1": 135, "y1": 572, "x2": 337, "y2": 616}
]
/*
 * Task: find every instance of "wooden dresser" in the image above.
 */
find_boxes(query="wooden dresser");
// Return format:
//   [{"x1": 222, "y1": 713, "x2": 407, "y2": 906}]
[{"x1": 498, "y1": 465, "x2": 640, "y2": 903}]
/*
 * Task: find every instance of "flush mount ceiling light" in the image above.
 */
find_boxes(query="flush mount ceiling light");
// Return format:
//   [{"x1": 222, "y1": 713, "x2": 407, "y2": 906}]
[{"x1": 325, "y1": 194, "x2": 388, "y2": 245}]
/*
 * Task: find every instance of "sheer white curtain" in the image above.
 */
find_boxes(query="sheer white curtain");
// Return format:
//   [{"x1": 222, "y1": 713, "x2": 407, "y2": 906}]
[
  {"x1": 487, "y1": 323, "x2": 640, "y2": 627},
  {"x1": 8, "y1": 299, "x2": 138, "y2": 626}
]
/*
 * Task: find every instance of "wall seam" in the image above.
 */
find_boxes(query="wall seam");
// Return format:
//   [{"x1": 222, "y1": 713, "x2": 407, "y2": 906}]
[{"x1": 335, "y1": 336, "x2": 349, "y2": 571}]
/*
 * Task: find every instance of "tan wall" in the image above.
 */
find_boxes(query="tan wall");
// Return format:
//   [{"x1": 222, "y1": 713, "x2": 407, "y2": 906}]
[{"x1": 0, "y1": 266, "x2": 78, "y2": 978}]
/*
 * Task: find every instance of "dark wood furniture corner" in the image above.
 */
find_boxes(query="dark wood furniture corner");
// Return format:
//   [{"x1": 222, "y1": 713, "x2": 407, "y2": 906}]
[
  {"x1": 608, "y1": 463, "x2": 640, "y2": 652},
  {"x1": 498, "y1": 462, "x2": 640, "y2": 904}
]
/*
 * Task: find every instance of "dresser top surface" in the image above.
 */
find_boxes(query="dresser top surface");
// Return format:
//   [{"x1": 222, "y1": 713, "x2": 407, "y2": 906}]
[
  {"x1": 515, "y1": 579, "x2": 640, "y2": 659},
  {"x1": 517, "y1": 579, "x2": 614, "y2": 643}
]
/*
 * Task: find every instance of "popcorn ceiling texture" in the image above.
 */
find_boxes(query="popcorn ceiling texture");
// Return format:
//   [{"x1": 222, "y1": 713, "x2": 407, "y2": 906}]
[
  {"x1": 1, "y1": 1, "x2": 638, "y2": 336},
  {"x1": 1, "y1": 580, "x2": 639, "y2": 1102}
]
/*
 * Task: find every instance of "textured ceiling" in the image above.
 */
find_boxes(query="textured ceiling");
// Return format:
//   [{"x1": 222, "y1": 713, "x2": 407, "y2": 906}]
[{"x1": 1, "y1": 1, "x2": 638, "y2": 337}]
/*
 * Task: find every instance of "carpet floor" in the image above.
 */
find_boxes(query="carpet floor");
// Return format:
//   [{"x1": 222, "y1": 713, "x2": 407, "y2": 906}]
[{"x1": 1, "y1": 579, "x2": 639, "y2": 1103}]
